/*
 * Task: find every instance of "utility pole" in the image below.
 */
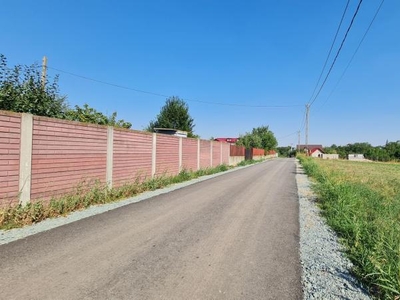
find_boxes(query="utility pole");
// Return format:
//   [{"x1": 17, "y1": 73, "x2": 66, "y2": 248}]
[
  {"x1": 297, "y1": 131, "x2": 301, "y2": 151},
  {"x1": 41, "y1": 56, "x2": 47, "y2": 89},
  {"x1": 305, "y1": 104, "x2": 310, "y2": 155}
]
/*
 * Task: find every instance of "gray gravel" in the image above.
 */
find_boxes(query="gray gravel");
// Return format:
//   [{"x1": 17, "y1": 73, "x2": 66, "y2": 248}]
[{"x1": 296, "y1": 160, "x2": 372, "y2": 299}]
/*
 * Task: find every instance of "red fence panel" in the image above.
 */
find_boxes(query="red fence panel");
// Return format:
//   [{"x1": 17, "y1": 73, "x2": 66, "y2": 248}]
[
  {"x1": 156, "y1": 134, "x2": 179, "y2": 177},
  {"x1": 200, "y1": 140, "x2": 211, "y2": 168},
  {"x1": 230, "y1": 145, "x2": 245, "y2": 156},
  {"x1": 252, "y1": 148, "x2": 265, "y2": 156},
  {"x1": 182, "y1": 138, "x2": 198, "y2": 171},
  {"x1": 30, "y1": 117, "x2": 107, "y2": 201},
  {"x1": 212, "y1": 142, "x2": 221, "y2": 167},
  {"x1": 113, "y1": 129, "x2": 153, "y2": 185},
  {"x1": 0, "y1": 111, "x2": 21, "y2": 207}
]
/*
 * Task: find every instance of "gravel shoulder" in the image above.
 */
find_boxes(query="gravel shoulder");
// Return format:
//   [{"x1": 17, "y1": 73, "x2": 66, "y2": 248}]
[{"x1": 296, "y1": 160, "x2": 372, "y2": 299}]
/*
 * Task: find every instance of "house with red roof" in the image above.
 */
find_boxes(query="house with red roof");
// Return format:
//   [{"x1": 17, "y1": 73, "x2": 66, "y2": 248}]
[
  {"x1": 310, "y1": 147, "x2": 325, "y2": 158},
  {"x1": 297, "y1": 144, "x2": 324, "y2": 157}
]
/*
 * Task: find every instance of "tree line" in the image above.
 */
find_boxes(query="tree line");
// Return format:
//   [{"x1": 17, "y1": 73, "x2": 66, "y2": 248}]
[{"x1": 324, "y1": 142, "x2": 400, "y2": 162}]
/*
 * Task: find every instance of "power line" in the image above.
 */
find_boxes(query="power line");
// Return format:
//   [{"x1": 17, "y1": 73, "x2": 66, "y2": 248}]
[
  {"x1": 318, "y1": 0, "x2": 385, "y2": 109},
  {"x1": 308, "y1": 0, "x2": 364, "y2": 107},
  {"x1": 47, "y1": 66, "x2": 171, "y2": 98},
  {"x1": 46, "y1": 66, "x2": 303, "y2": 108},
  {"x1": 277, "y1": 131, "x2": 298, "y2": 140},
  {"x1": 308, "y1": 0, "x2": 350, "y2": 103}
]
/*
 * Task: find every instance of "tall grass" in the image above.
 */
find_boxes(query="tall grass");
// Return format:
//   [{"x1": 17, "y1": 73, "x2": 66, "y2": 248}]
[
  {"x1": 298, "y1": 155, "x2": 400, "y2": 299},
  {"x1": 0, "y1": 164, "x2": 230, "y2": 230}
]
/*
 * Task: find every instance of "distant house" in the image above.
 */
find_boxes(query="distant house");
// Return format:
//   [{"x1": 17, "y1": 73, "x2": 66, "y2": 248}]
[
  {"x1": 214, "y1": 138, "x2": 238, "y2": 145},
  {"x1": 154, "y1": 128, "x2": 188, "y2": 138},
  {"x1": 348, "y1": 154, "x2": 365, "y2": 161},
  {"x1": 310, "y1": 147, "x2": 325, "y2": 158},
  {"x1": 297, "y1": 144, "x2": 323, "y2": 156}
]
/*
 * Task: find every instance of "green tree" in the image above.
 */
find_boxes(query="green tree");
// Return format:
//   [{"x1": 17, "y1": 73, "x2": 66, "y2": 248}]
[
  {"x1": 384, "y1": 141, "x2": 400, "y2": 160},
  {"x1": 0, "y1": 54, "x2": 67, "y2": 117},
  {"x1": 277, "y1": 146, "x2": 292, "y2": 157},
  {"x1": 237, "y1": 125, "x2": 277, "y2": 151},
  {"x1": 65, "y1": 104, "x2": 132, "y2": 129},
  {"x1": 146, "y1": 96, "x2": 196, "y2": 137},
  {"x1": 0, "y1": 54, "x2": 131, "y2": 129},
  {"x1": 323, "y1": 146, "x2": 338, "y2": 154},
  {"x1": 107, "y1": 111, "x2": 132, "y2": 129}
]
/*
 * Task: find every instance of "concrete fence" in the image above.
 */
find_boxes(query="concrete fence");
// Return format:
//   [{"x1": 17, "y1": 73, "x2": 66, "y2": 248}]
[{"x1": 0, "y1": 111, "x2": 230, "y2": 207}]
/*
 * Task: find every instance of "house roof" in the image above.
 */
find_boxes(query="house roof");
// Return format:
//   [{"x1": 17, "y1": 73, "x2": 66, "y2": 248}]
[{"x1": 310, "y1": 148, "x2": 325, "y2": 155}]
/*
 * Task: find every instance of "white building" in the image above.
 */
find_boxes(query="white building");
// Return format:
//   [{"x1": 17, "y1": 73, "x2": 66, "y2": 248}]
[
  {"x1": 348, "y1": 154, "x2": 365, "y2": 161},
  {"x1": 310, "y1": 148, "x2": 324, "y2": 158}
]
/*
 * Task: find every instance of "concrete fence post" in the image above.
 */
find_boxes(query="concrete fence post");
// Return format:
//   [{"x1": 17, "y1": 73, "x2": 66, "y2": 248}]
[
  {"x1": 210, "y1": 141, "x2": 213, "y2": 167},
  {"x1": 106, "y1": 126, "x2": 114, "y2": 189},
  {"x1": 179, "y1": 137, "x2": 183, "y2": 172},
  {"x1": 197, "y1": 139, "x2": 200, "y2": 170},
  {"x1": 220, "y1": 142, "x2": 223, "y2": 164},
  {"x1": 19, "y1": 113, "x2": 33, "y2": 206},
  {"x1": 152, "y1": 133, "x2": 157, "y2": 177}
]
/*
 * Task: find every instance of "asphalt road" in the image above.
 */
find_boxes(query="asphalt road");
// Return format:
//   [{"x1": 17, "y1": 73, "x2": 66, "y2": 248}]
[{"x1": 0, "y1": 158, "x2": 302, "y2": 300}]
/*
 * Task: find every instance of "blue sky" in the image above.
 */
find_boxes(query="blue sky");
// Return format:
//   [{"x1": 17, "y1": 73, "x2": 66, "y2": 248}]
[{"x1": 1, "y1": 0, "x2": 398, "y2": 147}]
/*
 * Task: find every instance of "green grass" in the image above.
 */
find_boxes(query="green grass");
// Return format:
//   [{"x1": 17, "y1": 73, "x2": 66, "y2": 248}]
[
  {"x1": 298, "y1": 155, "x2": 400, "y2": 299},
  {"x1": 0, "y1": 164, "x2": 232, "y2": 230}
]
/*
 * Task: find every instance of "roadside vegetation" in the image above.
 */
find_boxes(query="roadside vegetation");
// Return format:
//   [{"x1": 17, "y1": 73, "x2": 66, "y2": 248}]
[
  {"x1": 298, "y1": 155, "x2": 400, "y2": 299},
  {"x1": 237, "y1": 158, "x2": 265, "y2": 167},
  {"x1": 0, "y1": 164, "x2": 233, "y2": 230},
  {"x1": 324, "y1": 141, "x2": 400, "y2": 162}
]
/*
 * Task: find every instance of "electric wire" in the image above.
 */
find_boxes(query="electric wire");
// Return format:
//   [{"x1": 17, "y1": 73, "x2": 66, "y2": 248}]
[
  {"x1": 318, "y1": 0, "x2": 385, "y2": 109},
  {"x1": 308, "y1": 0, "x2": 364, "y2": 107},
  {"x1": 307, "y1": 0, "x2": 350, "y2": 103},
  {"x1": 277, "y1": 131, "x2": 298, "y2": 140},
  {"x1": 46, "y1": 66, "x2": 302, "y2": 108}
]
